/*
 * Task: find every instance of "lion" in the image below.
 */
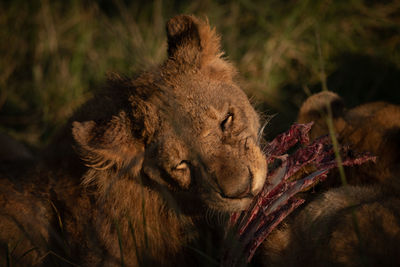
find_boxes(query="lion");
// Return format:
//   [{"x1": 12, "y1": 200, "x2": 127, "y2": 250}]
[
  {"x1": 260, "y1": 183, "x2": 400, "y2": 267},
  {"x1": 257, "y1": 92, "x2": 400, "y2": 267},
  {"x1": 0, "y1": 15, "x2": 266, "y2": 266},
  {"x1": 298, "y1": 91, "x2": 400, "y2": 186}
]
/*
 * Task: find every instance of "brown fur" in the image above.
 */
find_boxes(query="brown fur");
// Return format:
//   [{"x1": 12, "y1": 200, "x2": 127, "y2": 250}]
[
  {"x1": 260, "y1": 184, "x2": 400, "y2": 267},
  {"x1": 258, "y1": 92, "x2": 400, "y2": 266},
  {"x1": 298, "y1": 91, "x2": 400, "y2": 185},
  {"x1": 0, "y1": 15, "x2": 266, "y2": 266}
]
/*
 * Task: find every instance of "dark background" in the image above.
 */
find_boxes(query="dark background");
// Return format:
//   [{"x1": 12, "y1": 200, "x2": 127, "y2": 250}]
[{"x1": 1, "y1": 0, "x2": 399, "y2": 149}]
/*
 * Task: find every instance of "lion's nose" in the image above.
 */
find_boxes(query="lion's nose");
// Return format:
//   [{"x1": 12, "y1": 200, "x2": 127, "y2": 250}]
[
  {"x1": 220, "y1": 181, "x2": 252, "y2": 199},
  {"x1": 218, "y1": 168, "x2": 253, "y2": 199},
  {"x1": 233, "y1": 183, "x2": 252, "y2": 198}
]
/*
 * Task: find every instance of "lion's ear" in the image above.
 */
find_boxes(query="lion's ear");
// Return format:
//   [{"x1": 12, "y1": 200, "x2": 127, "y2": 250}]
[
  {"x1": 166, "y1": 15, "x2": 202, "y2": 63},
  {"x1": 298, "y1": 91, "x2": 345, "y2": 123},
  {"x1": 166, "y1": 15, "x2": 235, "y2": 80},
  {"x1": 72, "y1": 111, "x2": 145, "y2": 175}
]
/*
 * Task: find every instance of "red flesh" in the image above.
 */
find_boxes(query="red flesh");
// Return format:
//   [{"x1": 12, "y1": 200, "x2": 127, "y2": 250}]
[{"x1": 222, "y1": 123, "x2": 376, "y2": 266}]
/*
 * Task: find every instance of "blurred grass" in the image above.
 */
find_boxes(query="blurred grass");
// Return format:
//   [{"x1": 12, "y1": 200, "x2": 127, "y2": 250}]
[{"x1": 1, "y1": 0, "x2": 400, "y2": 147}]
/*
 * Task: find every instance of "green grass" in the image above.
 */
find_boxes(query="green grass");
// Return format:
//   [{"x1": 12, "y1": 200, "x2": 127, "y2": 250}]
[{"x1": 1, "y1": 0, "x2": 399, "y2": 146}]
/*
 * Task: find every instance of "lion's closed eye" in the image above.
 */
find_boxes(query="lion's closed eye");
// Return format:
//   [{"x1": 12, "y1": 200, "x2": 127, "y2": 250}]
[
  {"x1": 171, "y1": 160, "x2": 191, "y2": 189},
  {"x1": 174, "y1": 161, "x2": 189, "y2": 171}
]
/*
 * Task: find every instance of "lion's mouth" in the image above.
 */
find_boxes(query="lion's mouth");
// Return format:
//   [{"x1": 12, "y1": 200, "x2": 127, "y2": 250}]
[
  {"x1": 219, "y1": 182, "x2": 252, "y2": 200},
  {"x1": 207, "y1": 192, "x2": 255, "y2": 213},
  {"x1": 221, "y1": 189, "x2": 252, "y2": 199}
]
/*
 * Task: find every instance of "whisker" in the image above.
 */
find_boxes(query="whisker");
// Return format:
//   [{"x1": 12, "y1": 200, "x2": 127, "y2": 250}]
[
  {"x1": 205, "y1": 208, "x2": 215, "y2": 227},
  {"x1": 257, "y1": 114, "x2": 276, "y2": 146},
  {"x1": 218, "y1": 211, "x2": 228, "y2": 226}
]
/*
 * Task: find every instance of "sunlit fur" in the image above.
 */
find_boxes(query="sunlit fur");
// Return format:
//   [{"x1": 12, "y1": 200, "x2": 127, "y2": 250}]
[{"x1": 0, "y1": 15, "x2": 266, "y2": 266}]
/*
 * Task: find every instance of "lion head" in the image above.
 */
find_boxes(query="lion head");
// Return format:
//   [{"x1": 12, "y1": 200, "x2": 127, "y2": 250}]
[{"x1": 71, "y1": 15, "x2": 266, "y2": 213}]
